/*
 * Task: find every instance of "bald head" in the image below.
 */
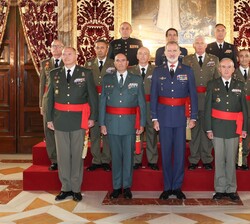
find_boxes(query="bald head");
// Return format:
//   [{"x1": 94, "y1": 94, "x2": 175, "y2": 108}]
[{"x1": 137, "y1": 47, "x2": 150, "y2": 66}]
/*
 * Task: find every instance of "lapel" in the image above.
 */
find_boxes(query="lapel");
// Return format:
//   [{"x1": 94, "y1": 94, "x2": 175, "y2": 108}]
[
  {"x1": 122, "y1": 72, "x2": 132, "y2": 90},
  {"x1": 203, "y1": 54, "x2": 210, "y2": 67}
]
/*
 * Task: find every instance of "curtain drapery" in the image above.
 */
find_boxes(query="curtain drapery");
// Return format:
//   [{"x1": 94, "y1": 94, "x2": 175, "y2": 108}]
[
  {"x1": 0, "y1": 0, "x2": 10, "y2": 46},
  {"x1": 77, "y1": 0, "x2": 114, "y2": 65},
  {"x1": 19, "y1": 0, "x2": 58, "y2": 75}
]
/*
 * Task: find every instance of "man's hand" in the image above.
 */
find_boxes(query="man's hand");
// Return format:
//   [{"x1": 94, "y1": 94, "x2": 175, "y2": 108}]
[
  {"x1": 101, "y1": 125, "x2": 107, "y2": 135},
  {"x1": 207, "y1": 131, "x2": 213, "y2": 140},
  {"x1": 242, "y1": 131, "x2": 247, "y2": 138},
  {"x1": 153, "y1": 120, "x2": 160, "y2": 131},
  {"x1": 88, "y1": 120, "x2": 95, "y2": 128},
  {"x1": 47, "y1": 121, "x2": 54, "y2": 130},
  {"x1": 136, "y1": 126, "x2": 144, "y2": 135},
  {"x1": 188, "y1": 119, "x2": 196, "y2": 129}
]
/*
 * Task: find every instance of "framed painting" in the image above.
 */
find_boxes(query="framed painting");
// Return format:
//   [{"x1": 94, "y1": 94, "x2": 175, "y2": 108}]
[{"x1": 114, "y1": 0, "x2": 234, "y2": 56}]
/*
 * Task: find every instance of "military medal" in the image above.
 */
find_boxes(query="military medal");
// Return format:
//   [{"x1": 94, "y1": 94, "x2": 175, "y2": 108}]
[{"x1": 216, "y1": 98, "x2": 221, "y2": 103}]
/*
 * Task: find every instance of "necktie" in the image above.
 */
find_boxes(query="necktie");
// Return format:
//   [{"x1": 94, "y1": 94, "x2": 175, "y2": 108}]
[
  {"x1": 170, "y1": 64, "x2": 175, "y2": 78},
  {"x1": 225, "y1": 81, "x2": 229, "y2": 92},
  {"x1": 219, "y1": 44, "x2": 223, "y2": 50},
  {"x1": 198, "y1": 56, "x2": 203, "y2": 67},
  {"x1": 55, "y1": 59, "x2": 59, "y2": 68},
  {"x1": 141, "y1": 67, "x2": 146, "y2": 80},
  {"x1": 99, "y1": 60, "x2": 103, "y2": 72},
  {"x1": 119, "y1": 74, "x2": 123, "y2": 88},
  {"x1": 67, "y1": 69, "x2": 71, "y2": 83},
  {"x1": 244, "y1": 69, "x2": 247, "y2": 81}
]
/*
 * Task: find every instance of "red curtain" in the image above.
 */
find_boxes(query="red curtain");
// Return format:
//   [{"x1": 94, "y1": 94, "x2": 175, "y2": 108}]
[
  {"x1": 18, "y1": 0, "x2": 58, "y2": 75},
  {"x1": 234, "y1": 0, "x2": 250, "y2": 50},
  {"x1": 77, "y1": 0, "x2": 114, "y2": 65},
  {"x1": 0, "y1": 0, "x2": 10, "y2": 46}
]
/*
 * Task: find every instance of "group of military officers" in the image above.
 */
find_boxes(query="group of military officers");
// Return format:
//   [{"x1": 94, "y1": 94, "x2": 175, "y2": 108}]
[{"x1": 39, "y1": 21, "x2": 250, "y2": 202}]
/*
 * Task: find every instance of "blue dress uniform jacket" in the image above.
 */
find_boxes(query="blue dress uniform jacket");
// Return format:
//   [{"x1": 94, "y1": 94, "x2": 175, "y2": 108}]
[
  {"x1": 155, "y1": 46, "x2": 188, "y2": 66},
  {"x1": 107, "y1": 38, "x2": 143, "y2": 66},
  {"x1": 150, "y1": 63, "x2": 198, "y2": 127},
  {"x1": 46, "y1": 65, "x2": 98, "y2": 131}
]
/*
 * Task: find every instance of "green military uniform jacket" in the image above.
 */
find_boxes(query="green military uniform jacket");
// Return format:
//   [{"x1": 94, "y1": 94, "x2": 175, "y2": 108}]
[
  {"x1": 39, "y1": 58, "x2": 64, "y2": 109},
  {"x1": 205, "y1": 77, "x2": 248, "y2": 138},
  {"x1": 99, "y1": 71, "x2": 146, "y2": 135},
  {"x1": 234, "y1": 68, "x2": 250, "y2": 116},
  {"x1": 46, "y1": 65, "x2": 98, "y2": 131},
  {"x1": 183, "y1": 53, "x2": 220, "y2": 111},
  {"x1": 84, "y1": 57, "x2": 115, "y2": 94}
]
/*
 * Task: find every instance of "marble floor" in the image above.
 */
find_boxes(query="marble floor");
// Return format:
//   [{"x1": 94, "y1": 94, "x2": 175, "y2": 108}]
[{"x1": 1, "y1": 154, "x2": 250, "y2": 224}]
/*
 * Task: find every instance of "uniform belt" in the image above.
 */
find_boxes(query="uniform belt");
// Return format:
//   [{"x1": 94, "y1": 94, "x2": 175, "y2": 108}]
[
  {"x1": 96, "y1": 85, "x2": 102, "y2": 94},
  {"x1": 158, "y1": 96, "x2": 190, "y2": 117},
  {"x1": 196, "y1": 86, "x2": 207, "y2": 93},
  {"x1": 211, "y1": 108, "x2": 243, "y2": 135},
  {"x1": 246, "y1": 95, "x2": 250, "y2": 101},
  {"x1": 145, "y1": 94, "x2": 150, "y2": 102},
  {"x1": 106, "y1": 106, "x2": 140, "y2": 129},
  {"x1": 54, "y1": 102, "x2": 90, "y2": 129}
]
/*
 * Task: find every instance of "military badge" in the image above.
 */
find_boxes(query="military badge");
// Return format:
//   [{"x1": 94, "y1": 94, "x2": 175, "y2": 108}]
[
  {"x1": 214, "y1": 88, "x2": 220, "y2": 91},
  {"x1": 147, "y1": 75, "x2": 152, "y2": 79},
  {"x1": 159, "y1": 76, "x2": 166, "y2": 80},
  {"x1": 225, "y1": 49, "x2": 232, "y2": 54},
  {"x1": 216, "y1": 98, "x2": 221, "y2": 103},
  {"x1": 232, "y1": 89, "x2": 241, "y2": 93},
  {"x1": 177, "y1": 74, "x2": 188, "y2": 81},
  {"x1": 74, "y1": 78, "x2": 85, "y2": 85},
  {"x1": 106, "y1": 67, "x2": 116, "y2": 74},
  {"x1": 128, "y1": 83, "x2": 138, "y2": 89},
  {"x1": 130, "y1": 45, "x2": 139, "y2": 48},
  {"x1": 207, "y1": 61, "x2": 215, "y2": 67}
]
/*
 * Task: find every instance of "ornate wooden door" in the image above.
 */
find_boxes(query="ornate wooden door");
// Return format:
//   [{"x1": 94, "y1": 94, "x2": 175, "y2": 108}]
[{"x1": 0, "y1": 7, "x2": 43, "y2": 153}]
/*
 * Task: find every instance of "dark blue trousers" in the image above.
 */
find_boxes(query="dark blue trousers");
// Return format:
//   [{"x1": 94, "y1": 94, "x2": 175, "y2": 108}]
[{"x1": 159, "y1": 126, "x2": 186, "y2": 190}]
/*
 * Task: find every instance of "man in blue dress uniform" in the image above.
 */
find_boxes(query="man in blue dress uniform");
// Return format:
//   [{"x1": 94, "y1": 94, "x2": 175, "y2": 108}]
[{"x1": 151, "y1": 41, "x2": 198, "y2": 200}]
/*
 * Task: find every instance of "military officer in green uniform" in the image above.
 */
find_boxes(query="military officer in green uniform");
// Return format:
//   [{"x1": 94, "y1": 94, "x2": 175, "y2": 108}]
[
  {"x1": 39, "y1": 39, "x2": 64, "y2": 171},
  {"x1": 205, "y1": 58, "x2": 248, "y2": 201},
  {"x1": 84, "y1": 39, "x2": 115, "y2": 172},
  {"x1": 234, "y1": 49, "x2": 250, "y2": 170},
  {"x1": 128, "y1": 47, "x2": 159, "y2": 170},
  {"x1": 183, "y1": 35, "x2": 220, "y2": 170},
  {"x1": 46, "y1": 47, "x2": 98, "y2": 202},
  {"x1": 107, "y1": 22, "x2": 143, "y2": 66},
  {"x1": 100, "y1": 53, "x2": 146, "y2": 199}
]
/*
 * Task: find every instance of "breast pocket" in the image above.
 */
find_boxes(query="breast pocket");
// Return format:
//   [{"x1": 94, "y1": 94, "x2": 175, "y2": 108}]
[{"x1": 128, "y1": 87, "x2": 138, "y2": 95}]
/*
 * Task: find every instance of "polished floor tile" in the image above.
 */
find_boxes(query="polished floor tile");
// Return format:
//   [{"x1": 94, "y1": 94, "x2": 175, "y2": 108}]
[{"x1": 1, "y1": 155, "x2": 250, "y2": 223}]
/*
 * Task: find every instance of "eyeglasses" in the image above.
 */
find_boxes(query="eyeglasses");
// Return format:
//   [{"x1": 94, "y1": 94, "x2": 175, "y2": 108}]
[{"x1": 51, "y1": 45, "x2": 63, "y2": 49}]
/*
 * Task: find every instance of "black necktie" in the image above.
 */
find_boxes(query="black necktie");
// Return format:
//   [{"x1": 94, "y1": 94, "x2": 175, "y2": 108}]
[
  {"x1": 67, "y1": 69, "x2": 71, "y2": 83},
  {"x1": 55, "y1": 59, "x2": 59, "y2": 68},
  {"x1": 225, "y1": 81, "x2": 229, "y2": 92},
  {"x1": 198, "y1": 56, "x2": 203, "y2": 67},
  {"x1": 244, "y1": 69, "x2": 247, "y2": 81},
  {"x1": 170, "y1": 64, "x2": 175, "y2": 78},
  {"x1": 141, "y1": 67, "x2": 146, "y2": 80},
  {"x1": 119, "y1": 74, "x2": 123, "y2": 88},
  {"x1": 219, "y1": 44, "x2": 223, "y2": 50},
  {"x1": 99, "y1": 60, "x2": 103, "y2": 72}
]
